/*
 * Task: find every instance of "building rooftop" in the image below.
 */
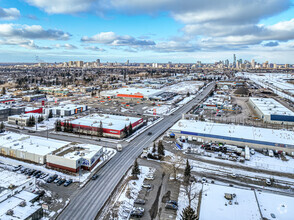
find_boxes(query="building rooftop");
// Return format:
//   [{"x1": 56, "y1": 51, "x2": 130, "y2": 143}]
[
  {"x1": 0, "y1": 133, "x2": 69, "y2": 156},
  {"x1": 170, "y1": 120, "x2": 294, "y2": 147},
  {"x1": 101, "y1": 87, "x2": 163, "y2": 98},
  {"x1": 250, "y1": 97, "x2": 294, "y2": 116},
  {"x1": 70, "y1": 114, "x2": 143, "y2": 131}
]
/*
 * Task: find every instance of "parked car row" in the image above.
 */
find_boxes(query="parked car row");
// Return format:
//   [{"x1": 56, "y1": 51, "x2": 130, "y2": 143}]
[
  {"x1": 165, "y1": 200, "x2": 178, "y2": 210},
  {"x1": 12, "y1": 165, "x2": 73, "y2": 187}
]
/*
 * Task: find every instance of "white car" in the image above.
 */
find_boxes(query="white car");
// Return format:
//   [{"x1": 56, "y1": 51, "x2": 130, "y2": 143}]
[
  {"x1": 145, "y1": 174, "x2": 154, "y2": 180},
  {"x1": 201, "y1": 177, "x2": 207, "y2": 183},
  {"x1": 266, "y1": 179, "x2": 272, "y2": 186}
]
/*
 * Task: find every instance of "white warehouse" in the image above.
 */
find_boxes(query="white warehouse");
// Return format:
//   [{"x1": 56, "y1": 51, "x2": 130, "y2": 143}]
[{"x1": 248, "y1": 98, "x2": 294, "y2": 125}]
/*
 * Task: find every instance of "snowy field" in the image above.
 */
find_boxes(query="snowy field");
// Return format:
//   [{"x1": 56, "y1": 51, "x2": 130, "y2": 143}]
[
  {"x1": 256, "y1": 191, "x2": 294, "y2": 220},
  {"x1": 199, "y1": 184, "x2": 261, "y2": 220},
  {"x1": 144, "y1": 105, "x2": 172, "y2": 116},
  {"x1": 163, "y1": 81, "x2": 204, "y2": 94}
]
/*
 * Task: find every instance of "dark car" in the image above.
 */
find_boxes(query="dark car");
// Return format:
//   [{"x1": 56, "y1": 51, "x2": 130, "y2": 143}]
[
  {"x1": 147, "y1": 132, "x2": 152, "y2": 136},
  {"x1": 57, "y1": 179, "x2": 66, "y2": 186},
  {"x1": 13, "y1": 165, "x2": 22, "y2": 172},
  {"x1": 134, "y1": 199, "x2": 146, "y2": 205},
  {"x1": 46, "y1": 174, "x2": 58, "y2": 183},
  {"x1": 167, "y1": 200, "x2": 178, "y2": 206},
  {"x1": 35, "y1": 172, "x2": 42, "y2": 178},
  {"x1": 165, "y1": 203, "x2": 178, "y2": 210},
  {"x1": 33, "y1": 170, "x2": 41, "y2": 177},
  {"x1": 64, "y1": 179, "x2": 73, "y2": 187},
  {"x1": 92, "y1": 174, "x2": 99, "y2": 180}
]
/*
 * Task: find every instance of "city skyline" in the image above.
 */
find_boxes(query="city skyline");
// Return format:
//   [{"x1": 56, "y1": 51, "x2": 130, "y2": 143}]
[{"x1": 1, "y1": 0, "x2": 294, "y2": 63}]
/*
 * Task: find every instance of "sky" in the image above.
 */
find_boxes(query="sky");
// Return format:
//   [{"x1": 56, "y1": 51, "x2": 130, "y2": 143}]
[{"x1": 0, "y1": 0, "x2": 294, "y2": 63}]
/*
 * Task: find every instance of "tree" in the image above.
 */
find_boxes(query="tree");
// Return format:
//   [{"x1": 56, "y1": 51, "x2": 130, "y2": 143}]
[
  {"x1": 128, "y1": 122, "x2": 133, "y2": 135},
  {"x1": 48, "y1": 111, "x2": 53, "y2": 118},
  {"x1": 123, "y1": 125, "x2": 128, "y2": 137},
  {"x1": 131, "y1": 159, "x2": 140, "y2": 177},
  {"x1": 184, "y1": 159, "x2": 191, "y2": 184},
  {"x1": 1, "y1": 87, "x2": 6, "y2": 95},
  {"x1": 69, "y1": 123, "x2": 73, "y2": 133},
  {"x1": 181, "y1": 206, "x2": 197, "y2": 220},
  {"x1": 97, "y1": 120, "x2": 103, "y2": 137},
  {"x1": 152, "y1": 142, "x2": 156, "y2": 153},
  {"x1": 0, "y1": 122, "x2": 5, "y2": 132},
  {"x1": 187, "y1": 92, "x2": 190, "y2": 97},
  {"x1": 158, "y1": 140, "x2": 165, "y2": 156}
]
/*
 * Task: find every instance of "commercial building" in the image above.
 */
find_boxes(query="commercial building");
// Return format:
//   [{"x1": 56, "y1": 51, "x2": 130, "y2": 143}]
[
  {"x1": 66, "y1": 114, "x2": 144, "y2": 138},
  {"x1": 22, "y1": 94, "x2": 46, "y2": 102},
  {"x1": 0, "y1": 105, "x2": 25, "y2": 121},
  {"x1": 8, "y1": 113, "x2": 48, "y2": 127},
  {"x1": 100, "y1": 88, "x2": 163, "y2": 100},
  {"x1": 0, "y1": 133, "x2": 69, "y2": 164},
  {"x1": 170, "y1": 120, "x2": 294, "y2": 154},
  {"x1": 44, "y1": 104, "x2": 87, "y2": 117},
  {"x1": 0, "y1": 98, "x2": 15, "y2": 104},
  {"x1": 47, "y1": 144, "x2": 103, "y2": 173},
  {"x1": 0, "y1": 171, "x2": 43, "y2": 220},
  {"x1": 249, "y1": 98, "x2": 294, "y2": 125}
]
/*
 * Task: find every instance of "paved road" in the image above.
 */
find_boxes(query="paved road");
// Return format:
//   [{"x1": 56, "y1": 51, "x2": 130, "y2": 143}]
[{"x1": 57, "y1": 83, "x2": 215, "y2": 220}]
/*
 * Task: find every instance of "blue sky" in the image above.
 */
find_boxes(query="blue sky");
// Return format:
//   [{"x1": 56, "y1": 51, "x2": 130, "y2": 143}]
[{"x1": 0, "y1": 0, "x2": 294, "y2": 63}]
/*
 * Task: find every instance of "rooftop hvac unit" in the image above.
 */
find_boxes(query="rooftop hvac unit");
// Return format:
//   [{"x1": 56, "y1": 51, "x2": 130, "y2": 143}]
[
  {"x1": 19, "y1": 201, "x2": 26, "y2": 207},
  {"x1": 6, "y1": 210, "x2": 14, "y2": 216}
]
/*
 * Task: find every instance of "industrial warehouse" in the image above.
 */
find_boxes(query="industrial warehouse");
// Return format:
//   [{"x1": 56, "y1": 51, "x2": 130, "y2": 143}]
[
  {"x1": 100, "y1": 87, "x2": 163, "y2": 100},
  {"x1": 0, "y1": 133, "x2": 69, "y2": 164},
  {"x1": 170, "y1": 120, "x2": 294, "y2": 154},
  {"x1": 47, "y1": 144, "x2": 104, "y2": 173},
  {"x1": 64, "y1": 114, "x2": 144, "y2": 138},
  {"x1": 249, "y1": 97, "x2": 294, "y2": 125},
  {"x1": 43, "y1": 104, "x2": 88, "y2": 116}
]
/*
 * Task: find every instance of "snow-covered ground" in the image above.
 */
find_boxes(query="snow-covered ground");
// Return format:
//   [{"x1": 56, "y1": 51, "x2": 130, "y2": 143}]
[
  {"x1": 163, "y1": 81, "x2": 204, "y2": 94},
  {"x1": 113, "y1": 166, "x2": 154, "y2": 219},
  {"x1": 177, "y1": 95, "x2": 196, "y2": 105},
  {"x1": 176, "y1": 182, "x2": 201, "y2": 220},
  {"x1": 199, "y1": 183, "x2": 261, "y2": 220}
]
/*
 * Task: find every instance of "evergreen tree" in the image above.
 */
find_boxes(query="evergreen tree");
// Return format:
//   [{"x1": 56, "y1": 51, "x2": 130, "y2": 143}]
[
  {"x1": 184, "y1": 159, "x2": 191, "y2": 184},
  {"x1": 48, "y1": 111, "x2": 53, "y2": 118},
  {"x1": 187, "y1": 92, "x2": 190, "y2": 97},
  {"x1": 152, "y1": 142, "x2": 156, "y2": 153},
  {"x1": 31, "y1": 116, "x2": 35, "y2": 126},
  {"x1": 181, "y1": 206, "x2": 197, "y2": 220},
  {"x1": 158, "y1": 140, "x2": 165, "y2": 156},
  {"x1": 131, "y1": 159, "x2": 140, "y2": 176},
  {"x1": 123, "y1": 125, "x2": 128, "y2": 137},
  {"x1": 128, "y1": 122, "x2": 133, "y2": 135},
  {"x1": 55, "y1": 120, "x2": 59, "y2": 132},
  {"x1": 0, "y1": 122, "x2": 5, "y2": 131},
  {"x1": 69, "y1": 123, "x2": 73, "y2": 133}
]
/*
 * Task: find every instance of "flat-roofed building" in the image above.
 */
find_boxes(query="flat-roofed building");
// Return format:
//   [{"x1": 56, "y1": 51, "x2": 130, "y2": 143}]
[{"x1": 249, "y1": 97, "x2": 294, "y2": 125}]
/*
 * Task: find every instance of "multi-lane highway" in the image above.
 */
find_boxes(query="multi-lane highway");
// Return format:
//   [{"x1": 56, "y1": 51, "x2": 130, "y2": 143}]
[{"x1": 57, "y1": 82, "x2": 215, "y2": 220}]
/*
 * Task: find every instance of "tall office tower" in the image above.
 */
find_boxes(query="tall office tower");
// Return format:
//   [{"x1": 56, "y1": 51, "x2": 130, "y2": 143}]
[
  {"x1": 126, "y1": 60, "x2": 129, "y2": 65},
  {"x1": 251, "y1": 59, "x2": 255, "y2": 68},
  {"x1": 197, "y1": 61, "x2": 202, "y2": 67},
  {"x1": 96, "y1": 59, "x2": 100, "y2": 66},
  {"x1": 225, "y1": 59, "x2": 229, "y2": 67},
  {"x1": 233, "y1": 54, "x2": 236, "y2": 67},
  {"x1": 76, "y1": 61, "x2": 84, "y2": 67},
  {"x1": 68, "y1": 61, "x2": 74, "y2": 67}
]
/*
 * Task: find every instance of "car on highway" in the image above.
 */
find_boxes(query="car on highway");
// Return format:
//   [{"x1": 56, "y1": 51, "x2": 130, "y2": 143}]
[
  {"x1": 147, "y1": 132, "x2": 152, "y2": 135},
  {"x1": 266, "y1": 179, "x2": 272, "y2": 186},
  {"x1": 64, "y1": 179, "x2": 73, "y2": 187},
  {"x1": 92, "y1": 174, "x2": 99, "y2": 180}
]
